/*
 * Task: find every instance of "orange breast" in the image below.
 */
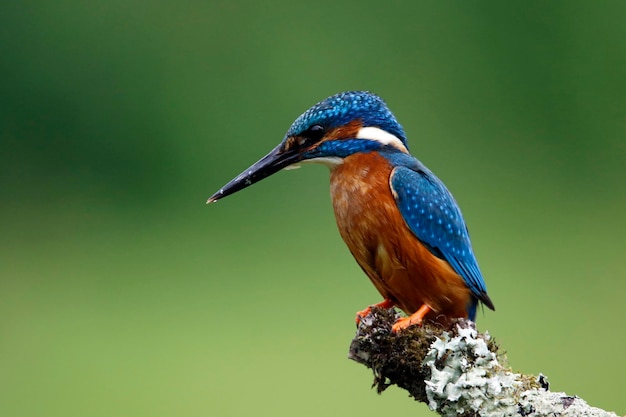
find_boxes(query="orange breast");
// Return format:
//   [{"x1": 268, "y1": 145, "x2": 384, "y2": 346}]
[{"x1": 330, "y1": 152, "x2": 472, "y2": 320}]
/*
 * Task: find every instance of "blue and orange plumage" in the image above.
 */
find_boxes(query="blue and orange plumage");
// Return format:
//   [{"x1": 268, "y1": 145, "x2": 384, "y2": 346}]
[{"x1": 208, "y1": 91, "x2": 494, "y2": 331}]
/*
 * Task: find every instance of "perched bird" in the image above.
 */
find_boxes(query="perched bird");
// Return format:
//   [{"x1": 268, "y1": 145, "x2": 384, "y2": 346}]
[{"x1": 208, "y1": 91, "x2": 494, "y2": 331}]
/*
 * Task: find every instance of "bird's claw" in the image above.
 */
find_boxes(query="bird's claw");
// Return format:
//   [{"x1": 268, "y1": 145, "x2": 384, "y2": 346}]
[
  {"x1": 355, "y1": 307, "x2": 373, "y2": 325},
  {"x1": 391, "y1": 316, "x2": 423, "y2": 333},
  {"x1": 391, "y1": 303, "x2": 431, "y2": 332},
  {"x1": 355, "y1": 299, "x2": 395, "y2": 326}
]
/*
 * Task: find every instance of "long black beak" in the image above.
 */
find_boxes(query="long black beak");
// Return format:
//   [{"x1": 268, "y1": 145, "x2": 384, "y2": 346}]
[{"x1": 207, "y1": 143, "x2": 300, "y2": 204}]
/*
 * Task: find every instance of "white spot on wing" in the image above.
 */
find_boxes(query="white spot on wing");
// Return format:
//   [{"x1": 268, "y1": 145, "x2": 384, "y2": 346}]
[{"x1": 357, "y1": 127, "x2": 408, "y2": 153}]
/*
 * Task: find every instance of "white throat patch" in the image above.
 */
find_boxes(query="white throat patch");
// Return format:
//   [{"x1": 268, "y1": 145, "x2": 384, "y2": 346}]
[
  {"x1": 284, "y1": 156, "x2": 344, "y2": 171},
  {"x1": 356, "y1": 127, "x2": 408, "y2": 153}
]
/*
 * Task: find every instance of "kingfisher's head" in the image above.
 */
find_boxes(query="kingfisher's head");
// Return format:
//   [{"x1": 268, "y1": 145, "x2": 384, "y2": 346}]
[{"x1": 208, "y1": 91, "x2": 408, "y2": 203}]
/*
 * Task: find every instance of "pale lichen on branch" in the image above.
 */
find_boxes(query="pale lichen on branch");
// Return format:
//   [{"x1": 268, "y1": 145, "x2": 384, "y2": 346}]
[{"x1": 348, "y1": 307, "x2": 619, "y2": 417}]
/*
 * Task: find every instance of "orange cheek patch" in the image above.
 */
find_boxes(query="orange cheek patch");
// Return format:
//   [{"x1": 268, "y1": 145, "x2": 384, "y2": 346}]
[{"x1": 323, "y1": 119, "x2": 363, "y2": 141}]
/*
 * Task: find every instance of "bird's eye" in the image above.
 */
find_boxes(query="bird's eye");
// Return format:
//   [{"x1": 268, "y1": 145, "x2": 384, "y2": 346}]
[
  {"x1": 293, "y1": 124, "x2": 326, "y2": 148},
  {"x1": 304, "y1": 124, "x2": 325, "y2": 142}
]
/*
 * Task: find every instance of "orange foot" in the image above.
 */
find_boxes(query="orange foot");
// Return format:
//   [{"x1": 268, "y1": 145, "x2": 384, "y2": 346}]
[
  {"x1": 355, "y1": 299, "x2": 395, "y2": 324},
  {"x1": 391, "y1": 304, "x2": 432, "y2": 333}
]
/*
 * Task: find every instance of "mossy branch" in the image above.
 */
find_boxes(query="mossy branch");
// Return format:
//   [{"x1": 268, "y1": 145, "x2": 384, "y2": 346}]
[{"x1": 348, "y1": 307, "x2": 620, "y2": 417}]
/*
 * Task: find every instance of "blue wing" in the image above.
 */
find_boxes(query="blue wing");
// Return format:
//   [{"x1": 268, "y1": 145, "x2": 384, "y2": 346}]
[{"x1": 389, "y1": 163, "x2": 493, "y2": 311}]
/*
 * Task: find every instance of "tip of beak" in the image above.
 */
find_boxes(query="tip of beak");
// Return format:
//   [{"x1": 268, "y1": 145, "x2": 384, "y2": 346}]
[{"x1": 206, "y1": 190, "x2": 223, "y2": 204}]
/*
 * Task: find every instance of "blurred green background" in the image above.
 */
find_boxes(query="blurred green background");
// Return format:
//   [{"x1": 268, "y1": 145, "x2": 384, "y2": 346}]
[{"x1": 1, "y1": 1, "x2": 625, "y2": 416}]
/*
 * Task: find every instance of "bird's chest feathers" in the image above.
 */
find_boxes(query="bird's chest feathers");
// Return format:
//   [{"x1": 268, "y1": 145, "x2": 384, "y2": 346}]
[{"x1": 329, "y1": 153, "x2": 399, "y2": 249}]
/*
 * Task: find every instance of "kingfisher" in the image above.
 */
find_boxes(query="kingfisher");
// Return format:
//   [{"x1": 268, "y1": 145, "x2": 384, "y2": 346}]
[{"x1": 207, "y1": 91, "x2": 494, "y2": 331}]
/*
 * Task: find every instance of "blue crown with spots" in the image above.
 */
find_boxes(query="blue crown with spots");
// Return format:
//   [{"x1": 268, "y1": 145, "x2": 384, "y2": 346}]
[{"x1": 286, "y1": 91, "x2": 408, "y2": 148}]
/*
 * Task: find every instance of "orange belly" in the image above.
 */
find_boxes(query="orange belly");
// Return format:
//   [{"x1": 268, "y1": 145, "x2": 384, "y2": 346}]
[{"x1": 330, "y1": 152, "x2": 472, "y2": 321}]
